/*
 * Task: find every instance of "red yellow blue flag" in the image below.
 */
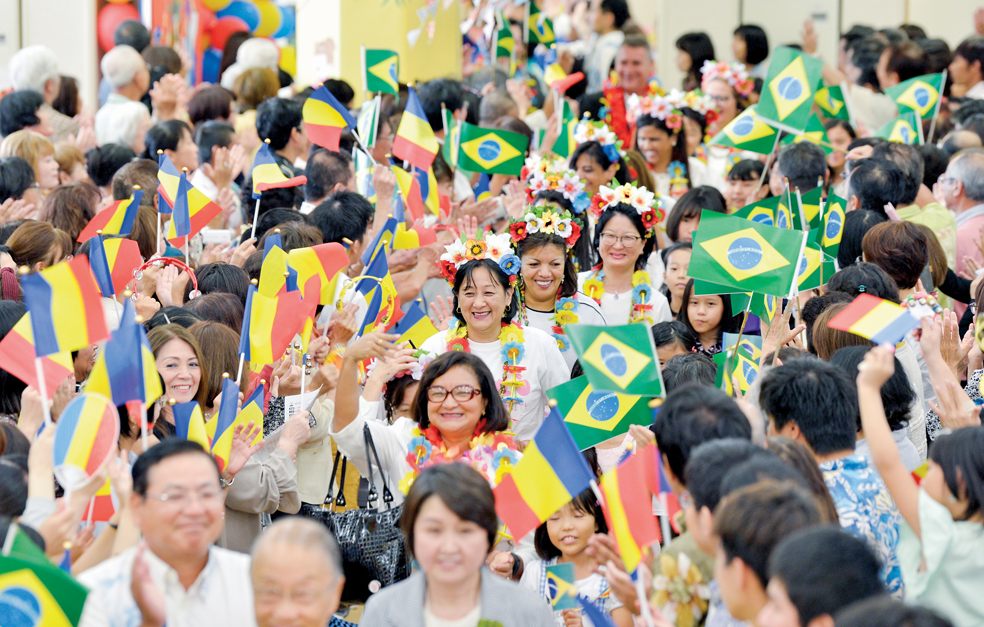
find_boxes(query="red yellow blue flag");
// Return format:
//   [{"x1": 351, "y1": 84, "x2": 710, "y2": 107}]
[
  {"x1": 387, "y1": 299, "x2": 439, "y2": 349},
  {"x1": 827, "y1": 293, "x2": 919, "y2": 345},
  {"x1": 172, "y1": 401, "x2": 211, "y2": 451},
  {"x1": 85, "y1": 299, "x2": 162, "y2": 407},
  {"x1": 391, "y1": 164, "x2": 426, "y2": 222},
  {"x1": 156, "y1": 153, "x2": 180, "y2": 213},
  {"x1": 303, "y1": 85, "x2": 358, "y2": 152},
  {"x1": 258, "y1": 238, "x2": 299, "y2": 297},
  {"x1": 251, "y1": 142, "x2": 308, "y2": 199},
  {"x1": 0, "y1": 313, "x2": 73, "y2": 400},
  {"x1": 361, "y1": 216, "x2": 399, "y2": 266},
  {"x1": 208, "y1": 379, "x2": 264, "y2": 473},
  {"x1": 600, "y1": 444, "x2": 664, "y2": 571},
  {"x1": 238, "y1": 284, "x2": 305, "y2": 365},
  {"x1": 165, "y1": 171, "x2": 225, "y2": 248},
  {"x1": 393, "y1": 86, "x2": 439, "y2": 171},
  {"x1": 51, "y1": 393, "x2": 120, "y2": 489},
  {"x1": 77, "y1": 189, "x2": 143, "y2": 242},
  {"x1": 87, "y1": 236, "x2": 141, "y2": 297},
  {"x1": 287, "y1": 243, "x2": 349, "y2": 305}
]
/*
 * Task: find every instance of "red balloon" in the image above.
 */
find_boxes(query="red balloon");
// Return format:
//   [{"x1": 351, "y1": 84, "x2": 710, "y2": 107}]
[
  {"x1": 210, "y1": 16, "x2": 250, "y2": 53},
  {"x1": 97, "y1": 3, "x2": 140, "y2": 53}
]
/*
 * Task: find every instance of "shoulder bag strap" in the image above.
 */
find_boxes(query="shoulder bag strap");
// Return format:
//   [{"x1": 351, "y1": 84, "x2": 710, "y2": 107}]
[{"x1": 363, "y1": 422, "x2": 394, "y2": 505}]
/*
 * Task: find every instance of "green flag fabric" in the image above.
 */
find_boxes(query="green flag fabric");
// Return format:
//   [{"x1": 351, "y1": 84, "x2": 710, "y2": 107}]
[
  {"x1": 780, "y1": 113, "x2": 832, "y2": 155},
  {"x1": 442, "y1": 107, "x2": 459, "y2": 168},
  {"x1": 356, "y1": 95, "x2": 380, "y2": 149},
  {"x1": 707, "y1": 106, "x2": 779, "y2": 155},
  {"x1": 526, "y1": 2, "x2": 555, "y2": 45},
  {"x1": 874, "y1": 111, "x2": 921, "y2": 145},
  {"x1": 816, "y1": 193, "x2": 847, "y2": 259},
  {"x1": 756, "y1": 46, "x2": 824, "y2": 134},
  {"x1": 546, "y1": 376, "x2": 653, "y2": 450},
  {"x1": 566, "y1": 324, "x2": 664, "y2": 396},
  {"x1": 815, "y1": 85, "x2": 850, "y2": 120},
  {"x1": 884, "y1": 73, "x2": 944, "y2": 120},
  {"x1": 456, "y1": 122, "x2": 529, "y2": 175},
  {"x1": 361, "y1": 48, "x2": 399, "y2": 95}
]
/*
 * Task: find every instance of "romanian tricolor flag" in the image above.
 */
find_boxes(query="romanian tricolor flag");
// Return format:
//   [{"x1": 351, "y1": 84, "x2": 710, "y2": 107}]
[
  {"x1": 392, "y1": 223, "x2": 437, "y2": 250},
  {"x1": 21, "y1": 256, "x2": 110, "y2": 357},
  {"x1": 361, "y1": 216, "x2": 399, "y2": 266},
  {"x1": 303, "y1": 84, "x2": 358, "y2": 152},
  {"x1": 157, "y1": 153, "x2": 180, "y2": 212},
  {"x1": 77, "y1": 189, "x2": 143, "y2": 242},
  {"x1": 391, "y1": 164, "x2": 426, "y2": 222},
  {"x1": 87, "y1": 235, "x2": 142, "y2": 297},
  {"x1": 85, "y1": 299, "x2": 162, "y2": 407},
  {"x1": 258, "y1": 239, "x2": 299, "y2": 297},
  {"x1": 287, "y1": 243, "x2": 349, "y2": 305},
  {"x1": 173, "y1": 401, "x2": 211, "y2": 451},
  {"x1": 297, "y1": 275, "x2": 322, "y2": 351},
  {"x1": 90, "y1": 477, "x2": 116, "y2": 523},
  {"x1": 251, "y1": 142, "x2": 308, "y2": 199},
  {"x1": 392, "y1": 86, "x2": 439, "y2": 171},
  {"x1": 208, "y1": 379, "x2": 264, "y2": 473},
  {"x1": 239, "y1": 283, "x2": 305, "y2": 365},
  {"x1": 165, "y1": 171, "x2": 224, "y2": 248},
  {"x1": 827, "y1": 293, "x2": 920, "y2": 345},
  {"x1": 357, "y1": 247, "x2": 402, "y2": 336},
  {"x1": 0, "y1": 313, "x2": 73, "y2": 399},
  {"x1": 493, "y1": 407, "x2": 597, "y2": 540},
  {"x1": 414, "y1": 166, "x2": 440, "y2": 215},
  {"x1": 911, "y1": 461, "x2": 929, "y2": 485},
  {"x1": 387, "y1": 299, "x2": 439, "y2": 349},
  {"x1": 600, "y1": 444, "x2": 663, "y2": 571},
  {"x1": 51, "y1": 394, "x2": 120, "y2": 489}
]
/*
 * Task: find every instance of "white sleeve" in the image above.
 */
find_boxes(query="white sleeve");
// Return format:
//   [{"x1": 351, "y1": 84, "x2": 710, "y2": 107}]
[
  {"x1": 650, "y1": 291, "x2": 673, "y2": 324},
  {"x1": 328, "y1": 397, "x2": 409, "y2": 483}
]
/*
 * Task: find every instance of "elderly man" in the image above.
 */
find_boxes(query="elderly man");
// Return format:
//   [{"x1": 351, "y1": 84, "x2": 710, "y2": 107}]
[
  {"x1": 95, "y1": 45, "x2": 150, "y2": 146},
  {"x1": 937, "y1": 148, "x2": 984, "y2": 309},
  {"x1": 7, "y1": 45, "x2": 78, "y2": 142},
  {"x1": 578, "y1": 35, "x2": 656, "y2": 146}
]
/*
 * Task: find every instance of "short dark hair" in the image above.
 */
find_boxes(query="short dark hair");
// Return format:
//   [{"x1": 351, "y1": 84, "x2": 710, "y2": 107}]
[
  {"x1": 143, "y1": 306, "x2": 201, "y2": 332},
  {"x1": 919, "y1": 144, "x2": 949, "y2": 187},
  {"x1": 114, "y1": 20, "x2": 151, "y2": 52},
  {"x1": 662, "y1": 353, "x2": 717, "y2": 393},
  {"x1": 187, "y1": 85, "x2": 236, "y2": 127},
  {"x1": 0, "y1": 156, "x2": 36, "y2": 202},
  {"x1": 677, "y1": 279, "x2": 744, "y2": 344},
  {"x1": 323, "y1": 79, "x2": 355, "y2": 108},
  {"x1": 862, "y1": 221, "x2": 928, "y2": 289},
  {"x1": 734, "y1": 25, "x2": 769, "y2": 66},
  {"x1": 253, "y1": 208, "x2": 308, "y2": 244},
  {"x1": 184, "y1": 292, "x2": 245, "y2": 335},
  {"x1": 0, "y1": 90, "x2": 44, "y2": 136},
  {"x1": 727, "y1": 159, "x2": 765, "y2": 182},
  {"x1": 451, "y1": 259, "x2": 520, "y2": 326},
  {"x1": 955, "y1": 35, "x2": 984, "y2": 73},
  {"x1": 769, "y1": 526, "x2": 885, "y2": 625},
  {"x1": 142, "y1": 119, "x2": 192, "y2": 160},
  {"x1": 834, "y1": 596, "x2": 953, "y2": 627},
  {"x1": 111, "y1": 158, "x2": 158, "y2": 204},
  {"x1": 417, "y1": 79, "x2": 465, "y2": 131},
  {"x1": 802, "y1": 291, "x2": 854, "y2": 354},
  {"x1": 86, "y1": 144, "x2": 137, "y2": 187},
  {"x1": 410, "y1": 351, "x2": 511, "y2": 434},
  {"x1": 601, "y1": 0, "x2": 631, "y2": 29},
  {"x1": 684, "y1": 439, "x2": 768, "y2": 512},
  {"x1": 759, "y1": 359, "x2": 859, "y2": 455},
  {"x1": 719, "y1": 456, "x2": 814, "y2": 498},
  {"x1": 0, "y1": 458, "x2": 28, "y2": 517},
  {"x1": 665, "y1": 186, "x2": 726, "y2": 242},
  {"x1": 256, "y1": 221, "x2": 322, "y2": 252},
  {"x1": 533, "y1": 489, "x2": 607, "y2": 559},
  {"x1": 194, "y1": 121, "x2": 235, "y2": 168},
  {"x1": 400, "y1": 464, "x2": 498, "y2": 559},
  {"x1": 651, "y1": 384, "x2": 752, "y2": 481},
  {"x1": 305, "y1": 148, "x2": 353, "y2": 202},
  {"x1": 870, "y1": 142, "x2": 924, "y2": 205},
  {"x1": 256, "y1": 98, "x2": 304, "y2": 150},
  {"x1": 676, "y1": 32, "x2": 716, "y2": 87},
  {"x1": 309, "y1": 191, "x2": 373, "y2": 244},
  {"x1": 131, "y1": 438, "x2": 220, "y2": 497},
  {"x1": 651, "y1": 319, "x2": 697, "y2": 353},
  {"x1": 185, "y1": 262, "x2": 250, "y2": 306},
  {"x1": 885, "y1": 41, "x2": 929, "y2": 83},
  {"x1": 714, "y1": 481, "x2": 823, "y2": 587},
  {"x1": 829, "y1": 346, "x2": 914, "y2": 432},
  {"x1": 836, "y1": 209, "x2": 887, "y2": 269},
  {"x1": 849, "y1": 36, "x2": 887, "y2": 89},
  {"x1": 594, "y1": 204, "x2": 657, "y2": 271},
  {"x1": 841, "y1": 25, "x2": 875, "y2": 52},
  {"x1": 928, "y1": 426, "x2": 984, "y2": 522},
  {"x1": 827, "y1": 261, "x2": 901, "y2": 303},
  {"x1": 848, "y1": 157, "x2": 906, "y2": 214},
  {"x1": 777, "y1": 142, "x2": 826, "y2": 192}
]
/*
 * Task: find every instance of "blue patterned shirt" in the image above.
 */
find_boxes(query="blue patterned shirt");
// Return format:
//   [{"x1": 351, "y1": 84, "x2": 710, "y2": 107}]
[{"x1": 820, "y1": 455, "x2": 904, "y2": 598}]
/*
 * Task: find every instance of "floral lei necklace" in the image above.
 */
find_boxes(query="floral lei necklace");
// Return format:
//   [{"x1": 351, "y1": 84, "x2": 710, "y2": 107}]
[
  {"x1": 400, "y1": 421, "x2": 521, "y2": 494},
  {"x1": 446, "y1": 320, "x2": 526, "y2": 415},
  {"x1": 519, "y1": 284, "x2": 581, "y2": 353},
  {"x1": 582, "y1": 266, "x2": 654, "y2": 324}
]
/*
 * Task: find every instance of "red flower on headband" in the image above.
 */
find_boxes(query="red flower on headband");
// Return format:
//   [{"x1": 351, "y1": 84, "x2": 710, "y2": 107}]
[
  {"x1": 439, "y1": 260, "x2": 457, "y2": 282},
  {"x1": 640, "y1": 209, "x2": 658, "y2": 230},
  {"x1": 566, "y1": 221, "x2": 582, "y2": 247},
  {"x1": 509, "y1": 221, "x2": 529, "y2": 241}
]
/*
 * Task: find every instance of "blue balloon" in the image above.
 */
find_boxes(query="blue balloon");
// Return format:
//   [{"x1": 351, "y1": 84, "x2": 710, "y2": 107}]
[
  {"x1": 272, "y1": 5, "x2": 295, "y2": 38},
  {"x1": 217, "y1": 0, "x2": 260, "y2": 32},
  {"x1": 202, "y1": 47, "x2": 223, "y2": 84}
]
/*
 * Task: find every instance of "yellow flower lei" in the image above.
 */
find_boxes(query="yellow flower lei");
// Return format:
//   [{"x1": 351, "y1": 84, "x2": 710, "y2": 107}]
[
  {"x1": 583, "y1": 268, "x2": 655, "y2": 324},
  {"x1": 446, "y1": 321, "x2": 526, "y2": 417}
]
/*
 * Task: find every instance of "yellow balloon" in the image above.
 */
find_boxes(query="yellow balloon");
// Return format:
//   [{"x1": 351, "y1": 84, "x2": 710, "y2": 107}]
[
  {"x1": 252, "y1": 0, "x2": 281, "y2": 38},
  {"x1": 202, "y1": 0, "x2": 233, "y2": 10},
  {"x1": 279, "y1": 44, "x2": 296, "y2": 77}
]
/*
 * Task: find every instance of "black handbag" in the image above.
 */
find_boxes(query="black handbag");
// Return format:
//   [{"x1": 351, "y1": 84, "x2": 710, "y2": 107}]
[{"x1": 298, "y1": 423, "x2": 410, "y2": 602}]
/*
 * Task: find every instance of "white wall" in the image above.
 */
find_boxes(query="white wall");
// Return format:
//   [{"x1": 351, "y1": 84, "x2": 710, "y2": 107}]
[{"x1": 0, "y1": 1, "x2": 22, "y2": 90}]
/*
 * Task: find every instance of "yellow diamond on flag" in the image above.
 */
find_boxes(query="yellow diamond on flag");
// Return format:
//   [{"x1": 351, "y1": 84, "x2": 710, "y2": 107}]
[
  {"x1": 761, "y1": 294, "x2": 778, "y2": 322},
  {"x1": 700, "y1": 228, "x2": 792, "y2": 282},
  {"x1": 368, "y1": 57, "x2": 399, "y2": 93},
  {"x1": 0, "y1": 568, "x2": 74, "y2": 627},
  {"x1": 768, "y1": 56, "x2": 811, "y2": 121},
  {"x1": 800, "y1": 196, "x2": 820, "y2": 225},
  {"x1": 896, "y1": 80, "x2": 939, "y2": 118},
  {"x1": 743, "y1": 205, "x2": 775, "y2": 226},
  {"x1": 776, "y1": 200, "x2": 793, "y2": 229},
  {"x1": 823, "y1": 199, "x2": 846, "y2": 248},
  {"x1": 460, "y1": 132, "x2": 522, "y2": 170},
  {"x1": 724, "y1": 108, "x2": 775, "y2": 145},
  {"x1": 888, "y1": 119, "x2": 917, "y2": 144},
  {"x1": 546, "y1": 570, "x2": 578, "y2": 606},
  {"x1": 816, "y1": 88, "x2": 843, "y2": 116},
  {"x1": 582, "y1": 332, "x2": 652, "y2": 390},
  {"x1": 796, "y1": 245, "x2": 822, "y2": 289},
  {"x1": 734, "y1": 351, "x2": 760, "y2": 392},
  {"x1": 566, "y1": 385, "x2": 643, "y2": 431}
]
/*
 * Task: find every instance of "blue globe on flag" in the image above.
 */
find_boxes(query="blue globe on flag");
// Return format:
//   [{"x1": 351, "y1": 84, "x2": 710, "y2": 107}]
[
  {"x1": 727, "y1": 237, "x2": 764, "y2": 270},
  {"x1": 913, "y1": 87, "x2": 930, "y2": 108},
  {"x1": 751, "y1": 213, "x2": 774, "y2": 226},
  {"x1": 389, "y1": 64, "x2": 398, "y2": 83},
  {"x1": 776, "y1": 76, "x2": 803, "y2": 101},
  {"x1": 586, "y1": 390, "x2": 620, "y2": 423},
  {"x1": 742, "y1": 360, "x2": 758, "y2": 384},
  {"x1": 477, "y1": 140, "x2": 502, "y2": 162},
  {"x1": 732, "y1": 115, "x2": 755, "y2": 137},
  {"x1": 0, "y1": 587, "x2": 42, "y2": 627},
  {"x1": 599, "y1": 343, "x2": 628, "y2": 377},
  {"x1": 826, "y1": 212, "x2": 842, "y2": 239}
]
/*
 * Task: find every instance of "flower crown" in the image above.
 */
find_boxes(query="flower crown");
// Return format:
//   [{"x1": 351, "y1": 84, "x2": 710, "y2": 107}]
[
  {"x1": 700, "y1": 60, "x2": 754, "y2": 97},
  {"x1": 573, "y1": 118, "x2": 625, "y2": 163},
  {"x1": 627, "y1": 89, "x2": 719, "y2": 129},
  {"x1": 590, "y1": 183, "x2": 663, "y2": 235},
  {"x1": 508, "y1": 204, "x2": 582, "y2": 249},
  {"x1": 439, "y1": 231, "x2": 521, "y2": 286},
  {"x1": 521, "y1": 155, "x2": 592, "y2": 214}
]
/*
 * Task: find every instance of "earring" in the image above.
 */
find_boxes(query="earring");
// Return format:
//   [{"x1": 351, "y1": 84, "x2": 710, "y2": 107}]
[
  {"x1": 505, "y1": 304, "x2": 511, "y2": 313},
  {"x1": 455, "y1": 307, "x2": 461, "y2": 314}
]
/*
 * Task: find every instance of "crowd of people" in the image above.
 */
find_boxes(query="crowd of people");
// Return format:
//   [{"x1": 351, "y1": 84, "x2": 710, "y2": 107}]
[{"x1": 3, "y1": 1, "x2": 984, "y2": 627}]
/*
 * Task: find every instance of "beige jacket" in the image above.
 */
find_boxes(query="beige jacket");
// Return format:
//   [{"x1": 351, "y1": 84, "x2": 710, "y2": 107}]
[
  {"x1": 297, "y1": 397, "x2": 336, "y2": 504},
  {"x1": 218, "y1": 448, "x2": 299, "y2": 553}
]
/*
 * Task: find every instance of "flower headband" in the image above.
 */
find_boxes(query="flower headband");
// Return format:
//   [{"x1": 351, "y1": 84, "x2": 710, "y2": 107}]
[
  {"x1": 521, "y1": 155, "x2": 592, "y2": 215},
  {"x1": 439, "y1": 230, "x2": 521, "y2": 286},
  {"x1": 508, "y1": 204, "x2": 582, "y2": 249},
  {"x1": 573, "y1": 119, "x2": 625, "y2": 163},
  {"x1": 628, "y1": 89, "x2": 719, "y2": 129},
  {"x1": 700, "y1": 60, "x2": 754, "y2": 98},
  {"x1": 590, "y1": 183, "x2": 663, "y2": 235}
]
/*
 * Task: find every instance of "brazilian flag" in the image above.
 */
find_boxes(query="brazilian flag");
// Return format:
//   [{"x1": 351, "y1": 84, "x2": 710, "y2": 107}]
[
  {"x1": 691, "y1": 211, "x2": 806, "y2": 297},
  {"x1": 354, "y1": 147, "x2": 376, "y2": 204},
  {"x1": 731, "y1": 194, "x2": 801, "y2": 230},
  {"x1": 723, "y1": 333, "x2": 762, "y2": 361},
  {"x1": 796, "y1": 234, "x2": 835, "y2": 291},
  {"x1": 708, "y1": 106, "x2": 779, "y2": 155},
  {"x1": 874, "y1": 111, "x2": 920, "y2": 145},
  {"x1": 815, "y1": 85, "x2": 850, "y2": 120},
  {"x1": 816, "y1": 192, "x2": 846, "y2": 258},
  {"x1": 781, "y1": 114, "x2": 832, "y2": 156},
  {"x1": 714, "y1": 346, "x2": 760, "y2": 395},
  {"x1": 547, "y1": 378, "x2": 652, "y2": 451},
  {"x1": 526, "y1": 1, "x2": 555, "y2": 45},
  {"x1": 494, "y1": 13, "x2": 517, "y2": 76},
  {"x1": 551, "y1": 99, "x2": 577, "y2": 159},
  {"x1": 442, "y1": 108, "x2": 459, "y2": 168},
  {"x1": 457, "y1": 122, "x2": 529, "y2": 175},
  {"x1": 884, "y1": 73, "x2": 944, "y2": 120},
  {"x1": 693, "y1": 281, "x2": 782, "y2": 324},
  {"x1": 361, "y1": 48, "x2": 399, "y2": 95},
  {"x1": 757, "y1": 46, "x2": 823, "y2": 134},
  {"x1": 566, "y1": 324, "x2": 664, "y2": 396},
  {"x1": 798, "y1": 187, "x2": 824, "y2": 230}
]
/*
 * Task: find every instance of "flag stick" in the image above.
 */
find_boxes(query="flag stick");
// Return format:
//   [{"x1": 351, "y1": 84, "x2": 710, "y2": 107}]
[
  {"x1": 112, "y1": 297, "x2": 121, "y2": 325},
  {"x1": 236, "y1": 353, "x2": 245, "y2": 384},
  {"x1": 33, "y1": 357, "x2": 53, "y2": 426},
  {"x1": 184, "y1": 241, "x2": 189, "y2": 267},
  {"x1": 300, "y1": 354, "x2": 308, "y2": 396},
  {"x1": 156, "y1": 212, "x2": 162, "y2": 256},
  {"x1": 658, "y1": 492, "x2": 672, "y2": 547},
  {"x1": 928, "y1": 70, "x2": 947, "y2": 144},
  {"x1": 250, "y1": 197, "x2": 262, "y2": 240},
  {"x1": 636, "y1": 572, "x2": 657, "y2": 627},
  {"x1": 755, "y1": 131, "x2": 783, "y2": 195},
  {"x1": 86, "y1": 496, "x2": 95, "y2": 527},
  {"x1": 726, "y1": 303, "x2": 752, "y2": 397},
  {"x1": 140, "y1": 400, "x2": 148, "y2": 452}
]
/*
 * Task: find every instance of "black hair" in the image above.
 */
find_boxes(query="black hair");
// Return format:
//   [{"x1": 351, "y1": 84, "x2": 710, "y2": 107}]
[
  {"x1": 451, "y1": 258, "x2": 520, "y2": 326},
  {"x1": 734, "y1": 25, "x2": 770, "y2": 66},
  {"x1": 841, "y1": 25, "x2": 875, "y2": 51},
  {"x1": 569, "y1": 142, "x2": 630, "y2": 186},
  {"x1": 836, "y1": 210, "x2": 887, "y2": 269},
  {"x1": 0, "y1": 301, "x2": 27, "y2": 414},
  {"x1": 719, "y1": 456, "x2": 814, "y2": 499},
  {"x1": 727, "y1": 159, "x2": 765, "y2": 182},
  {"x1": 834, "y1": 595, "x2": 954, "y2": 627},
  {"x1": 533, "y1": 488, "x2": 608, "y2": 559},
  {"x1": 593, "y1": 203, "x2": 657, "y2": 271},
  {"x1": 0, "y1": 156, "x2": 36, "y2": 202},
  {"x1": 185, "y1": 262, "x2": 250, "y2": 306},
  {"x1": 309, "y1": 191, "x2": 373, "y2": 245},
  {"x1": 928, "y1": 427, "x2": 984, "y2": 521},
  {"x1": 684, "y1": 439, "x2": 769, "y2": 511},
  {"x1": 0, "y1": 423, "x2": 30, "y2": 457},
  {"x1": 86, "y1": 144, "x2": 137, "y2": 188},
  {"x1": 850, "y1": 35, "x2": 887, "y2": 89},
  {"x1": 777, "y1": 142, "x2": 827, "y2": 192},
  {"x1": 417, "y1": 78, "x2": 465, "y2": 131},
  {"x1": 659, "y1": 240, "x2": 692, "y2": 299},
  {"x1": 515, "y1": 229, "x2": 579, "y2": 300},
  {"x1": 256, "y1": 98, "x2": 304, "y2": 150},
  {"x1": 409, "y1": 351, "x2": 511, "y2": 434},
  {"x1": 115, "y1": 20, "x2": 151, "y2": 51},
  {"x1": 635, "y1": 115, "x2": 690, "y2": 186},
  {"x1": 675, "y1": 32, "x2": 716, "y2": 88},
  {"x1": 651, "y1": 320, "x2": 697, "y2": 352},
  {"x1": 142, "y1": 120, "x2": 192, "y2": 160},
  {"x1": 193, "y1": 121, "x2": 235, "y2": 169},
  {"x1": 143, "y1": 306, "x2": 202, "y2": 332},
  {"x1": 827, "y1": 261, "x2": 901, "y2": 303},
  {"x1": 305, "y1": 148, "x2": 353, "y2": 202},
  {"x1": 870, "y1": 142, "x2": 924, "y2": 205},
  {"x1": 847, "y1": 157, "x2": 906, "y2": 215},
  {"x1": 769, "y1": 525, "x2": 886, "y2": 625},
  {"x1": 324, "y1": 78, "x2": 355, "y2": 108},
  {"x1": 535, "y1": 190, "x2": 595, "y2": 269},
  {"x1": 651, "y1": 383, "x2": 752, "y2": 482},
  {"x1": 919, "y1": 144, "x2": 949, "y2": 188},
  {"x1": 0, "y1": 459, "x2": 28, "y2": 517},
  {"x1": 953, "y1": 99, "x2": 984, "y2": 127},
  {"x1": 662, "y1": 353, "x2": 717, "y2": 393},
  {"x1": 829, "y1": 346, "x2": 914, "y2": 432},
  {"x1": 0, "y1": 90, "x2": 44, "y2": 136},
  {"x1": 253, "y1": 208, "x2": 308, "y2": 244},
  {"x1": 759, "y1": 358, "x2": 859, "y2": 455},
  {"x1": 955, "y1": 35, "x2": 984, "y2": 75},
  {"x1": 676, "y1": 279, "x2": 744, "y2": 348},
  {"x1": 600, "y1": 0, "x2": 631, "y2": 28},
  {"x1": 241, "y1": 180, "x2": 299, "y2": 213},
  {"x1": 665, "y1": 186, "x2": 726, "y2": 242},
  {"x1": 802, "y1": 291, "x2": 854, "y2": 354},
  {"x1": 383, "y1": 375, "x2": 419, "y2": 423},
  {"x1": 131, "y1": 437, "x2": 220, "y2": 496}
]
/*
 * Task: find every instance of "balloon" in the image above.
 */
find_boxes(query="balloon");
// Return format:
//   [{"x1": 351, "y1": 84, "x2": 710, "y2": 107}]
[
  {"x1": 252, "y1": 1, "x2": 282, "y2": 38},
  {"x1": 203, "y1": 0, "x2": 233, "y2": 10},
  {"x1": 271, "y1": 5, "x2": 295, "y2": 39},
  {"x1": 210, "y1": 16, "x2": 249, "y2": 52},
  {"x1": 216, "y1": 0, "x2": 260, "y2": 32},
  {"x1": 202, "y1": 47, "x2": 223, "y2": 84},
  {"x1": 97, "y1": 3, "x2": 140, "y2": 53},
  {"x1": 279, "y1": 44, "x2": 296, "y2": 77}
]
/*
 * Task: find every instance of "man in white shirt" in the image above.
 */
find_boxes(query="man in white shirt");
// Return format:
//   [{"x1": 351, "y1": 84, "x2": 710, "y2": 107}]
[
  {"x1": 78, "y1": 438, "x2": 257, "y2": 627},
  {"x1": 950, "y1": 36, "x2": 984, "y2": 99},
  {"x1": 7, "y1": 45, "x2": 79, "y2": 142},
  {"x1": 95, "y1": 45, "x2": 150, "y2": 146}
]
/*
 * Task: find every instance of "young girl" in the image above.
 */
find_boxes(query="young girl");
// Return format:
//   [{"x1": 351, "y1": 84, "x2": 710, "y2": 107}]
[
  {"x1": 857, "y1": 345, "x2": 984, "y2": 627},
  {"x1": 652, "y1": 320, "x2": 697, "y2": 366},
  {"x1": 677, "y1": 279, "x2": 743, "y2": 356},
  {"x1": 521, "y1": 491, "x2": 633, "y2": 627},
  {"x1": 660, "y1": 241, "x2": 691, "y2": 317},
  {"x1": 663, "y1": 186, "x2": 727, "y2": 243}
]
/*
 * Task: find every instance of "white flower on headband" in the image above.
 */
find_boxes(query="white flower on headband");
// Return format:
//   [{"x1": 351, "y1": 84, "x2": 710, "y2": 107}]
[
  {"x1": 558, "y1": 172, "x2": 585, "y2": 200},
  {"x1": 554, "y1": 219, "x2": 574, "y2": 239},
  {"x1": 485, "y1": 232, "x2": 514, "y2": 260},
  {"x1": 700, "y1": 60, "x2": 753, "y2": 96},
  {"x1": 596, "y1": 183, "x2": 658, "y2": 216},
  {"x1": 524, "y1": 211, "x2": 544, "y2": 233}
]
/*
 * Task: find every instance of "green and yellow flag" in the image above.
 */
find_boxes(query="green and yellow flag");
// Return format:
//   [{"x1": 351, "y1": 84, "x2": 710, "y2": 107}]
[
  {"x1": 714, "y1": 346, "x2": 760, "y2": 395},
  {"x1": 815, "y1": 85, "x2": 850, "y2": 120},
  {"x1": 456, "y1": 122, "x2": 529, "y2": 175},
  {"x1": 798, "y1": 187, "x2": 823, "y2": 230},
  {"x1": 756, "y1": 46, "x2": 824, "y2": 134},
  {"x1": 874, "y1": 110, "x2": 920, "y2": 145},
  {"x1": 795, "y1": 234, "x2": 835, "y2": 291},
  {"x1": 884, "y1": 73, "x2": 944, "y2": 120},
  {"x1": 816, "y1": 192, "x2": 847, "y2": 259},
  {"x1": 547, "y1": 376, "x2": 653, "y2": 450},
  {"x1": 550, "y1": 99, "x2": 578, "y2": 158},
  {"x1": 781, "y1": 114, "x2": 832, "y2": 155},
  {"x1": 731, "y1": 194, "x2": 799, "y2": 230},
  {"x1": 566, "y1": 324, "x2": 664, "y2": 396},
  {"x1": 494, "y1": 14, "x2": 517, "y2": 76},
  {"x1": 361, "y1": 48, "x2": 399, "y2": 95},
  {"x1": 708, "y1": 106, "x2": 779, "y2": 155},
  {"x1": 356, "y1": 95, "x2": 380, "y2": 148},
  {"x1": 691, "y1": 211, "x2": 806, "y2": 297},
  {"x1": 525, "y1": 1, "x2": 555, "y2": 45},
  {"x1": 441, "y1": 107, "x2": 459, "y2": 168}
]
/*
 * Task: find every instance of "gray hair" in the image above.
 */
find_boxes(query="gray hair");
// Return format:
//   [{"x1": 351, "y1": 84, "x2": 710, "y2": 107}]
[
  {"x1": 479, "y1": 90, "x2": 519, "y2": 125},
  {"x1": 251, "y1": 518, "x2": 342, "y2": 580},
  {"x1": 101, "y1": 101, "x2": 150, "y2": 151},
  {"x1": 9, "y1": 46, "x2": 59, "y2": 94},
  {"x1": 949, "y1": 148, "x2": 984, "y2": 202},
  {"x1": 101, "y1": 45, "x2": 145, "y2": 88}
]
